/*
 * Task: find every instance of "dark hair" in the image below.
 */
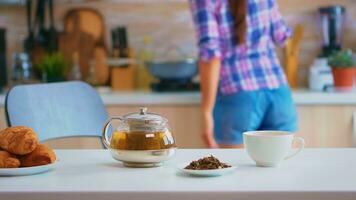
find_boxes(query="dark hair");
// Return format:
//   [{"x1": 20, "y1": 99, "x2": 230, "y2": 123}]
[{"x1": 228, "y1": 0, "x2": 247, "y2": 45}]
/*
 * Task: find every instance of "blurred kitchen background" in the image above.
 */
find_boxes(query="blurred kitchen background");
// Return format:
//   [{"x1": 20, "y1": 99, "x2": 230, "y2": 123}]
[
  {"x1": 0, "y1": 0, "x2": 355, "y2": 89},
  {"x1": 1, "y1": 0, "x2": 200, "y2": 91},
  {"x1": 0, "y1": 0, "x2": 356, "y2": 148}
]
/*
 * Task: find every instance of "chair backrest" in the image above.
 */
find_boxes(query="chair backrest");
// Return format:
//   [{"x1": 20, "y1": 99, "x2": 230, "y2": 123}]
[{"x1": 5, "y1": 81, "x2": 108, "y2": 142}]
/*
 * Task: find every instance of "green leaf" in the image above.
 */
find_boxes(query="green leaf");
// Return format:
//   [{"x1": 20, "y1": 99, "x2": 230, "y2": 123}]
[
  {"x1": 36, "y1": 52, "x2": 69, "y2": 79},
  {"x1": 328, "y1": 49, "x2": 356, "y2": 68}
]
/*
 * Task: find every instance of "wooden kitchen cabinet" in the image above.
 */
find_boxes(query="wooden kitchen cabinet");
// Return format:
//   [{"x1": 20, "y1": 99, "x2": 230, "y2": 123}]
[
  {"x1": 0, "y1": 105, "x2": 355, "y2": 148},
  {"x1": 106, "y1": 105, "x2": 205, "y2": 148},
  {"x1": 297, "y1": 106, "x2": 355, "y2": 147},
  {"x1": 0, "y1": 106, "x2": 205, "y2": 148},
  {"x1": 109, "y1": 105, "x2": 355, "y2": 148}
]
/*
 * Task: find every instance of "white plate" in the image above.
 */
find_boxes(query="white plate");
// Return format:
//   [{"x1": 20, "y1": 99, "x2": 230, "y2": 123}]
[
  {"x1": 177, "y1": 162, "x2": 237, "y2": 177},
  {"x1": 0, "y1": 162, "x2": 57, "y2": 176}
]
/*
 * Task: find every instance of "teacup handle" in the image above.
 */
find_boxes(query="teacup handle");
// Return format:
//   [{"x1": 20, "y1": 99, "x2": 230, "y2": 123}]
[
  {"x1": 284, "y1": 137, "x2": 305, "y2": 160},
  {"x1": 102, "y1": 117, "x2": 123, "y2": 148}
]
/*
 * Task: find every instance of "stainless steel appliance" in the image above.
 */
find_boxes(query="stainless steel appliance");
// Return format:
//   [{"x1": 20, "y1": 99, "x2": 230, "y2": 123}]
[{"x1": 319, "y1": 6, "x2": 346, "y2": 57}]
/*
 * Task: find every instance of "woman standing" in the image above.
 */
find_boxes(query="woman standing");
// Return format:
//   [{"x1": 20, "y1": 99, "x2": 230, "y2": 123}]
[{"x1": 189, "y1": 0, "x2": 297, "y2": 148}]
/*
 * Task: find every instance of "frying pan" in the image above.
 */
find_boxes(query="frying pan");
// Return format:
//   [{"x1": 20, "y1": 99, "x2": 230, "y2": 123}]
[{"x1": 146, "y1": 58, "x2": 198, "y2": 81}]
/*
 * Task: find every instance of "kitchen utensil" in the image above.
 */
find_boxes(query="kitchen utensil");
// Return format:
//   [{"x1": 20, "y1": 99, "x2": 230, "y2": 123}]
[
  {"x1": 58, "y1": 12, "x2": 95, "y2": 79},
  {"x1": 109, "y1": 48, "x2": 135, "y2": 91},
  {"x1": 93, "y1": 47, "x2": 109, "y2": 84},
  {"x1": 285, "y1": 24, "x2": 304, "y2": 89},
  {"x1": 111, "y1": 26, "x2": 129, "y2": 58},
  {"x1": 30, "y1": 0, "x2": 47, "y2": 63},
  {"x1": 64, "y1": 8, "x2": 106, "y2": 45},
  {"x1": 63, "y1": 8, "x2": 109, "y2": 84},
  {"x1": 110, "y1": 27, "x2": 132, "y2": 89},
  {"x1": 110, "y1": 65, "x2": 135, "y2": 91},
  {"x1": 59, "y1": 30, "x2": 94, "y2": 78},
  {"x1": 59, "y1": 31, "x2": 95, "y2": 79},
  {"x1": 0, "y1": 162, "x2": 57, "y2": 176},
  {"x1": 309, "y1": 58, "x2": 333, "y2": 91},
  {"x1": 102, "y1": 107, "x2": 177, "y2": 168},
  {"x1": 47, "y1": 0, "x2": 57, "y2": 53},
  {"x1": 146, "y1": 58, "x2": 198, "y2": 81},
  {"x1": 243, "y1": 131, "x2": 305, "y2": 167},
  {"x1": 177, "y1": 163, "x2": 237, "y2": 177},
  {"x1": 0, "y1": 28, "x2": 6, "y2": 91},
  {"x1": 34, "y1": 0, "x2": 48, "y2": 47},
  {"x1": 23, "y1": 0, "x2": 34, "y2": 53},
  {"x1": 30, "y1": 0, "x2": 58, "y2": 63},
  {"x1": 319, "y1": 6, "x2": 346, "y2": 57}
]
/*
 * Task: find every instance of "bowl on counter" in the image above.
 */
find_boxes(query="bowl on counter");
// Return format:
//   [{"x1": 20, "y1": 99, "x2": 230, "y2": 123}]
[{"x1": 102, "y1": 107, "x2": 177, "y2": 167}]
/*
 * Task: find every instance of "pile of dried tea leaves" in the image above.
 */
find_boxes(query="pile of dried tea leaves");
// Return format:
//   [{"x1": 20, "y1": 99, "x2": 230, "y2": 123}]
[{"x1": 184, "y1": 155, "x2": 231, "y2": 170}]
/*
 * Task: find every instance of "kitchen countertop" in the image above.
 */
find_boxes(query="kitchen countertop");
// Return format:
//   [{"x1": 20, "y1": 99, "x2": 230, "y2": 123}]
[
  {"x1": 1, "y1": 89, "x2": 356, "y2": 106},
  {"x1": 1, "y1": 149, "x2": 355, "y2": 200}
]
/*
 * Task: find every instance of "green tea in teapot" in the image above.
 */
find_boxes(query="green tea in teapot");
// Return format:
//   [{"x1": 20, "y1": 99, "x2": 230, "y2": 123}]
[{"x1": 110, "y1": 130, "x2": 176, "y2": 150}]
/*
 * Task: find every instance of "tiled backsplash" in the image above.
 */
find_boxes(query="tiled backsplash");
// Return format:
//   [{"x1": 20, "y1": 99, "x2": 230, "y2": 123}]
[{"x1": 1, "y1": 0, "x2": 356, "y2": 87}]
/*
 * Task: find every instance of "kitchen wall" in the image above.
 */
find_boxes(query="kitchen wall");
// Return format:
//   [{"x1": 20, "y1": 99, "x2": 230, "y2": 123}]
[{"x1": 1, "y1": 0, "x2": 356, "y2": 87}]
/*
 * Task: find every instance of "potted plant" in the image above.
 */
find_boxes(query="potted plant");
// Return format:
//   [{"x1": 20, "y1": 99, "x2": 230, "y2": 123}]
[
  {"x1": 36, "y1": 52, "x2": 68, "y2": 83},
  {"x1": 328, "y1": 49, "x2": 356, "y2": 88}
]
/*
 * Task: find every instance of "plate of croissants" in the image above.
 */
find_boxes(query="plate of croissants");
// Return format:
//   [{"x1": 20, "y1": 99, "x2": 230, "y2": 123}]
[{"x1": 0, "y1": 126, "x2": 57, "y2": 176}]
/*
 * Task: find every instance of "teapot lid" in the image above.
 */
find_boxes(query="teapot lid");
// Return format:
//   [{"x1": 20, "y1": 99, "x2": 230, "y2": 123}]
[{"x1": 123, "y1": 107, "x2": 168, "y2": 130}]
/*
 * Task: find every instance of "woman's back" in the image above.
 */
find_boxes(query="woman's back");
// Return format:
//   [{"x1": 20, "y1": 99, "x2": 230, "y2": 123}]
[
  {"x1": 189, "y1": 0, "x2": 297, "y2": 148},
  {"x1": 190, "y1": 0, "x2": 291, "y2": 94}
]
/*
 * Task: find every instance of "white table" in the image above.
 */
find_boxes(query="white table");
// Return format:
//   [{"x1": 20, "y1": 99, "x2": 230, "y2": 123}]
[{"x1": 1, "y1": 149, "x2": 356, "y2": 200}]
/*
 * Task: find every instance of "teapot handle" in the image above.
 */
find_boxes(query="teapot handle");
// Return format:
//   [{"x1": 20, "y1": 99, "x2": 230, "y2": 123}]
[{"x1": 102, "y1": 117, "x2": 124, "y2": 148}]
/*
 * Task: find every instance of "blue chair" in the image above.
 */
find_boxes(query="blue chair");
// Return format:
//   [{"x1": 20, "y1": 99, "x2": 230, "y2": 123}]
[{"x1": 5, "y1": 81, "x2": 108, "y2": 142}]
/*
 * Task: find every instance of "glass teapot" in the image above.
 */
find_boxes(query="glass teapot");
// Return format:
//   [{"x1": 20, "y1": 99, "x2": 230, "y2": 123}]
[{"x1": 102, "y1": 107, "x2": 176, "y2": 167}]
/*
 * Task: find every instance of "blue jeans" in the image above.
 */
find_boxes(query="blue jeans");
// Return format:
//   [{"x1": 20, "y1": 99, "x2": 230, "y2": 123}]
[{"x1": 213, "y1": 86, "x2": 298, "y2": 145}]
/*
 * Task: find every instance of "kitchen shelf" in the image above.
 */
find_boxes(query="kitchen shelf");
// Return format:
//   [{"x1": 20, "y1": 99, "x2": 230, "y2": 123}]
[{"x1": 106, "y1": 58, "x2": 137, "y2": 67}]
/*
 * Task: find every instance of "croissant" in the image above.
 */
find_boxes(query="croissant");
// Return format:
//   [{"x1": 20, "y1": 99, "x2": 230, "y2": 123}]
[
  {"x1": 0, "y1": 150, "x2": 20, "y2": 168},
  {"x1": 21, "y1": 144, "x2": 56, "y2": 167},
  {"x1": 0, "y1": 126, "x2": 38, "y2": 155}
]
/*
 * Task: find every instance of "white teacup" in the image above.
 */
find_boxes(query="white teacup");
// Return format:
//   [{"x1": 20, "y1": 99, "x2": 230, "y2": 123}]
[{"x1": 243, "y1": 131, "x2": 305, "y2": 167}]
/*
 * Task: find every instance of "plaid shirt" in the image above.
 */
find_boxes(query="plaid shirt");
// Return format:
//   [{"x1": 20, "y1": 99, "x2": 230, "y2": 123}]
[{"x1": 190, "y1": 0, "x2": 291, "y2": 94}]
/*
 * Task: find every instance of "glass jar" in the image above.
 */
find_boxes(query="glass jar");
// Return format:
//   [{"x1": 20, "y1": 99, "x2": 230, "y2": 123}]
[{"x1": 11, "y1": 53, "x2": 34, "y2": 86}]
